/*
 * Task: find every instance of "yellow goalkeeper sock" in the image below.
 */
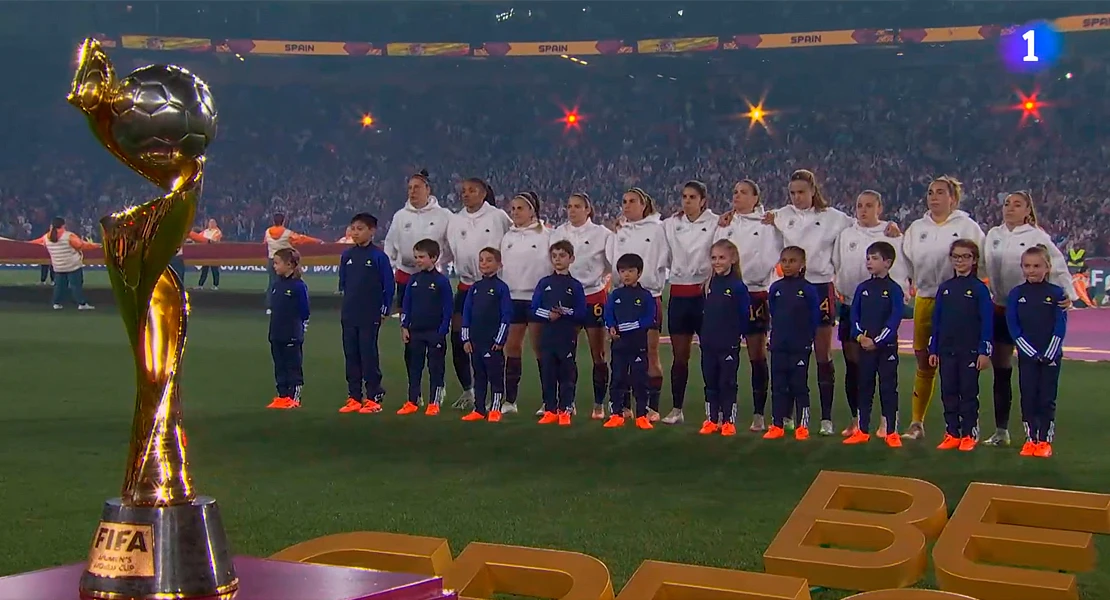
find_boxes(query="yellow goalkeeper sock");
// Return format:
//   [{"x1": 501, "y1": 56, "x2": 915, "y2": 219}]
[{"x1": 911, "y1": 369, "x2": 937, "y2": 423}]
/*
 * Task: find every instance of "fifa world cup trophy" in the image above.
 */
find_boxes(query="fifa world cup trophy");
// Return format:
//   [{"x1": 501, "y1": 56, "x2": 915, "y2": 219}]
[{"x1": 67, "y1": 39, "x2": 237, "y2": 599}]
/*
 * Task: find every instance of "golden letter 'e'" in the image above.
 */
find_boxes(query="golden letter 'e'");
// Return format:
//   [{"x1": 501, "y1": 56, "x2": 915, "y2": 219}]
[
  {"x1": 763, "y1": 470, "x2": 948, "y2": 591},
  {"x1": 933, "y1": 482, "x2": 1110, "y2": 600},
  {"x1": 443, "y1": 542, "x2": 613, "y2": 600},
  {"x1": 842, "y1": 591, "x2": 977, "y2": 599},
  {"x1": 615, "y1": 560, "x2": 810, "y2": 600},
  {"x1": 269, "y1": 531, "x2": 453, "y2": 576}
]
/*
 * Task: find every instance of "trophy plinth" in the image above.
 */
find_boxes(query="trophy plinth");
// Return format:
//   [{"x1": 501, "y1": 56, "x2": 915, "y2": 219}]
[{"x1": 79, "y1": 498, "x2": 237, "y2": 600}]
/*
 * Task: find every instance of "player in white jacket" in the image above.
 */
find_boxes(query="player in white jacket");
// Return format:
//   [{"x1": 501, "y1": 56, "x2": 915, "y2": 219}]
[
  {"x1": 499, "y1": 192, "x2": 552, "y2": 415},
  {"x1": 384, "y1": 170, "x2": 454, "y2": 313},
  {"x1": 660, "y1": 181, "x2": 717, "y2": 425},
  {"x1": 445, "y1": 177, "x2": 511, "y2": 411},
  {"x1": 832, "y1": 191, "x2": 911, "y2": 438},
  {"x1": 764, "y1": 170, "x2": 854, "y2": 436},
  {"x1": 900, "y1": 176, "x2": 986, "y2": 441},
  {"x1": 550, "y1": 193, "x2": 613, "y2": 419},
  {"x1": 981, "y1": 191, "x2": 1075, "y2": 447},
  {"x1": 606, "y1": 187, "x2": 671, "y2": 421},
  {"x1": 714, "y1": 180, "x2": 782, "y2": 432}
]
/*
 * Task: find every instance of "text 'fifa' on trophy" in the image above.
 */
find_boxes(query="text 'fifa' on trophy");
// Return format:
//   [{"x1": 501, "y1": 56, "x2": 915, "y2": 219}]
[{"x1": 68, "y1": 38, "x2": 237, "y2": 600}]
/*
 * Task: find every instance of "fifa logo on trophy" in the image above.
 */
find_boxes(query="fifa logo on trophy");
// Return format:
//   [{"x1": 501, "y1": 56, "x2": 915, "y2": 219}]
[{"x1": 67, "y1": 39, "x2": 237, "y2": 599}]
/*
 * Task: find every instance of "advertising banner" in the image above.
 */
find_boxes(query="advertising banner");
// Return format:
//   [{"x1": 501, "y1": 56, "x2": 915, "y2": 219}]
[
  {"x1": 121, "y1": 36, "x2": 211, "y2": 52},
  {"x1": 636, "y1": 36, "x2": 718, "y2": 54},
  {"x1": 386, "y1": 42, "x2": 470, "y2": 56}
]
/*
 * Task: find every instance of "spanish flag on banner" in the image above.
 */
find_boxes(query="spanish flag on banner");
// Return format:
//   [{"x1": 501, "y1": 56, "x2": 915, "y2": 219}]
[{"x1": 386, "y1": 42, "x2": 470, "y2": 56}]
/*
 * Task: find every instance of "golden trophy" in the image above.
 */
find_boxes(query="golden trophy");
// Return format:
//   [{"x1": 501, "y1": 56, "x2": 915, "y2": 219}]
[{"x1": 68, "y1": 39, "x2": 237, "y2": 599}]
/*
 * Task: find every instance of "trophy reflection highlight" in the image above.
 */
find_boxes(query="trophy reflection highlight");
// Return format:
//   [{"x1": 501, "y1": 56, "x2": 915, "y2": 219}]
[{"x1": 68, "y1": 38, "x2": 236, "y2": 599}]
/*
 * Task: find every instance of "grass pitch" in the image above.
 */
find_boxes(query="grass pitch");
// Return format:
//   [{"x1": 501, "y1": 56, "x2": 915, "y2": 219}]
[{"x1": 1, "y1": 293, "x2": 1109, "y2": 599}]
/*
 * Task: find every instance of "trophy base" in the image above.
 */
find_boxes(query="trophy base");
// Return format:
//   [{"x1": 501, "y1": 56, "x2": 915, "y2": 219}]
[{"x1": 78, "y1": 496, "x2": 238, "y2": 600}]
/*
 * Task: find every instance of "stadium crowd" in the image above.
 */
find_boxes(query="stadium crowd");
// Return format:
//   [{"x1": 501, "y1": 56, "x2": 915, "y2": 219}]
[{"x1": 2, "y1": 53, "x2": 1109, "y2": 254}]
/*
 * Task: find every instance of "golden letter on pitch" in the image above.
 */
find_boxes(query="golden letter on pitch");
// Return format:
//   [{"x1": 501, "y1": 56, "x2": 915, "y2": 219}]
[
  {"x1": 933, "y1": 482, "x2": 1110, "y2": 600},
  {"x1": 443, "y1": 542, "x2": 613, "y2": 600},
  {"x1": 763, "y1": 471, "x2": 948, "y2": 592},
  {"x1": 842, "y1": 591, "x2": 977, "y2": 599},
  {"x1": 269, "y1": 531, "x2": 453, "y2": 576},
  {"x1": 615, "y1": 560, "x2": 810, "y2": 600}
]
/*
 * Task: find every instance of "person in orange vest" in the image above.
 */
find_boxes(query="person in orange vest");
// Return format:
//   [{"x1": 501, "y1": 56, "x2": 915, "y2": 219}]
[
  {"x1": 32, "y1": 216, "x2": 100, "y2": 310},
  {"x1": 1072, "y1": 270, "x2": 1094, "y2": 308},
  {"x1": 264, "y1": 213, "x2": 322, "y2": 313},
  {"x1": 191, "y1": 218, "x2": 224, "y2": 290}
]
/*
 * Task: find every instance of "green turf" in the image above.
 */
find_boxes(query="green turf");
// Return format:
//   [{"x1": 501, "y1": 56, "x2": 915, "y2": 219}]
[{"x1": 1, "y1": 302, "x2": 1108, "y2": 599}]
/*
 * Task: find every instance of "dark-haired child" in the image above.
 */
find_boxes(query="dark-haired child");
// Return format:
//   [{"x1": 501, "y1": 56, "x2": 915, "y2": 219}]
[
  {"x1": 764, "y1": 246, "x2": 821, "y2": 441},
  {"x1": 337, "y1": 213, "x2": 395, "y2": 415},
  {"x1": 533, "y1": 240, "x2": 587, "y2": 426},
  {"x1": 461, "y1": 247, "x2": 513, "y2": 422},
  {"x1": 698, "y1": 240, "x2": 750, "y2": 436},
  {"x1": 1006, "y1": 245, "x2": 1067, "y2": 458},
  {"x1": 929, "y1": 238, "x2": 993, "y2": 452},
  {"x1": 398, "y1": 239, "x2": 454, "y2": 416},
  {"x1": 267, "y1": 248, "x2": 310, "y2": 410},
  {"x1": 603, "y1": 253, "x2": 657, "y2": 430},
  {"x1": 844, "y1": 241, "x2": 905, "y2": 447}
]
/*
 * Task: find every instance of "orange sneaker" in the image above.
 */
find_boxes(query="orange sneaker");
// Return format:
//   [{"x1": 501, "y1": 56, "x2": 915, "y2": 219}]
[
  {"x1": 1019, "y1": 440, "x2": 1038, "y2": 456},
  {"x1": 538, "y1": 411, "x2": 559, "y2": 424},
  {"x1": 698, "y1": 421, "x2": 719, "y2": 435},
  {"x1": 358, "y1": 399, "x2": 382, "y2": 414},
  {"x1": 958, "y1": 436, "x2": 977, "y2": 452},
  {"x1": 425, "y1": 404, "x2": 440, "y2": 416},
  {"x1": 266, "y1": 397, "x2": 285, "y2": 409},
  {"x1": 720, "y1": 422, "x2": 737, "y2": 436},
  {"x1": 558, "y1": 411, "x2": 572, "y2": 426},
  {"x1": 936, "y1": 434, "x2": 961, "y2": 450},
  {"x1": 795, "y1": 426, "x2": 810, "y2": 440},
  {"x1": 488, "y1": 410, "x2": 502, "y2": 423},
  {"x1": 339, "y1": 398, "x2": 362, "y2": 413},
  {"x1": 396, "y1": 401, "x2": 419, "y2": 415},
  {"x1": 603, "y1": 415, "x2": 625, "y2": 428},
  {"x1": 884, "y1": 433, "x2": 903, "y2": 448},
  {"x1": 843, "y1": 431, "x2": 871, "y2": 445},
  {"x1": 762, "y1": 425, "x2": 785, "y2": 440},
  {"x1": 461, "y1": 411, "x2": 485, "y2": 422},
  {"x1": 635, "y1": 415, "x2": 653, "y2": 430},
  {"x1": 276, "y1": 397, "x2": 300, "y2": 410},
  {"x1": 1034, "y1": 442, "x2": 1053, "y2": 458}
]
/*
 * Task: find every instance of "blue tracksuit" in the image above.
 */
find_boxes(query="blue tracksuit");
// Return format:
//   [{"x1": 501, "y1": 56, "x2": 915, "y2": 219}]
[
  {"x1": 269, "y1": 275, "x2": 310, "y2": 400},
  {"x1": 532, "y1": 273, "x2": 588, "y2": 413},
  {"x1": 604, "y1": 284, "x2": 656, "y2": 417},
  {"x1": 768, "y1": 275, "x2": 821, "y2": 429},
  {"x1": 700, "y1": 272, "x2": 750, "y2": 425},
  {"x1": 338, "y1": 243, "x2": 394, "y2": 401},
  {"x1": 1006, "y1": 281, "x2": 1067, "y2": 443},
  {"x1": 930, "y1": 273, "x2": 994, "y2": 439},
  {"x1": 849, "y1": 275, "x2": 905, "y2": 434},
  {"x1": 402, "y1": 269, "x2": 453, "y2": 405},
  {"x1": 462, "y1": 275, "x2": 513, "y2": 415}
]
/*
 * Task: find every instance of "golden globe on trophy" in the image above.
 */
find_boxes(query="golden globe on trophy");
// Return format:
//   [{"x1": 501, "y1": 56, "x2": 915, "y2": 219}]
[{"x1": 67, "y1": 38, "x2": 237, "y2": 599}]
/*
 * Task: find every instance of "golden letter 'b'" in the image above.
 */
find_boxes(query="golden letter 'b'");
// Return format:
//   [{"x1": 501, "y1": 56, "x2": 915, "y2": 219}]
[
  {"x1": 763, "y1": 471, "x2": 948, "y2": 591},
  {"x1": 933, "y1": 482, "x2": 1110, "y2": 600},
  {"x1": 269, "y1": 532, "x2": 453, "y2": 576},
  {"x1": 616, "y1": 560, "x2": 810, "y2": 600},
  {"x1": 443, "y1": 542, "x2": 613, "y2": 600}
]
